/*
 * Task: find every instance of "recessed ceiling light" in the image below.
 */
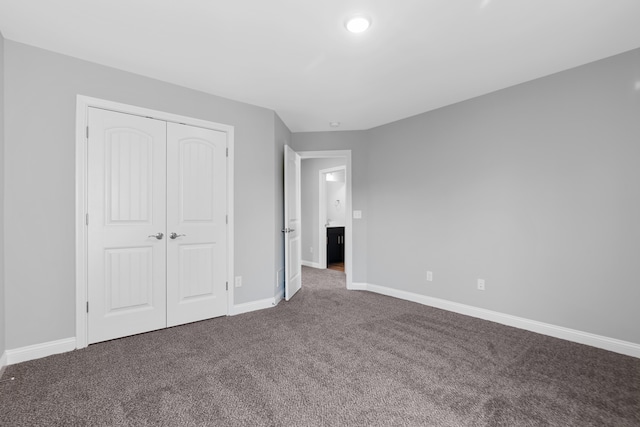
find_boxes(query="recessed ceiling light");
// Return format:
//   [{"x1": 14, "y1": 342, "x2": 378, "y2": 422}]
[
  {"x1": 345, "y1": 16, "x2": 371, "y2": 33},
  {"x1": 330, "y1": 122, "x2": 341, "y2": 128}
]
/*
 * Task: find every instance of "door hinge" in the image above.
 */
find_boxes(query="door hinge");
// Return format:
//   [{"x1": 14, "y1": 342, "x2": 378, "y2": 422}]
[
  {"x1": 226, "y1": 281, "x2": 228, "y2": 291},
  {"x1": 86, "y1": 301, "x2": 89, "y2": 313},
  {"x1": 226, "y1": 147, "x2": 229, "y2": 157},
  {"x1": 226, "y1": 215, "x2": 228, "y2": 225},
  {"x1": 86, "y1": 126, "x2": 89, "y2": 139},
  {"x1": 85, "y1": 213, "x2": 89, "y2": 226}
]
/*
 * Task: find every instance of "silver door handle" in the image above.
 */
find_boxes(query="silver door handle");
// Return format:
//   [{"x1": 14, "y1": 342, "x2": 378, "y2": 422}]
[
  {"x1": 169, "y1": 232, "x2": 186, "y2": 239},
  {"x1": 148, "y1": 232, "x2": 164, "y2": 240},
  {"x1": 281, "y1": 228, "x2": 295, "y2": 233}
]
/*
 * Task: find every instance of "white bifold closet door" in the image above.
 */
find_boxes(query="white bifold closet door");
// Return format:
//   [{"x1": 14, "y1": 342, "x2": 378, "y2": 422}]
[{"x1": 87, "y1": 107, "x2": 227, "y2": 344}]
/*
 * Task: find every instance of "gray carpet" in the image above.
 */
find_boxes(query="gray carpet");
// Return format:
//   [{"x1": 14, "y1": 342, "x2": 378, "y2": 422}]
[{"x1": 1, "y1": 266, "x2": 639, "y2": 426}]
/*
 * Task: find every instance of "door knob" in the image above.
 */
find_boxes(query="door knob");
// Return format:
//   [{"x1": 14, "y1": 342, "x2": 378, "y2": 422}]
[
  {"x1": 148, "y1": 232, "x2": 164, "y2": 240},
  {"x1": 170, "y1": 232, "x2": 186, "y2": 239}
]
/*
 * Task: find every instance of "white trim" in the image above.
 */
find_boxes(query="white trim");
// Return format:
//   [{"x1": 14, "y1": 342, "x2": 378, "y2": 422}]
[
  {"x1": 230, "y1": 298, "x2": 277, "y2": 316},
  {"x1": 226, "y1": 128, "x2": 235, "y2": 316},
  {"x1": 75, "y1": 99, "x2": 89, "y2": 349},
  {"x1": 75, "y1": 95, "x2": 235, "y2": 349},
  {"x1": 348, "y1": 282, "x2": 368, "y2": 291},
  {"x1": 297, "y1": 150, "x2": 353, "y2": 290},
  {"x1": 301, "y1": 260, "x2": 323, "y2": 269},
  {"x1": 354, "y1": 283, "x2": 640, "y2": 359},
  {"x1": 6, "y1": 338, "x2": 77, "y2": 365}
]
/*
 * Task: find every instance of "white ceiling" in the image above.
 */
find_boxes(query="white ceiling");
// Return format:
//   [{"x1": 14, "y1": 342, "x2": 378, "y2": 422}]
[{"x1": 1, "y1": 0, "x2": 640, "y2": 132}]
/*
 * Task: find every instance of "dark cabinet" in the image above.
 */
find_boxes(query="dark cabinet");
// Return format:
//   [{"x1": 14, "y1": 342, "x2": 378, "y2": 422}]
[{"x1": 327, "y1": 227, "x2": 345, "y2": 266}]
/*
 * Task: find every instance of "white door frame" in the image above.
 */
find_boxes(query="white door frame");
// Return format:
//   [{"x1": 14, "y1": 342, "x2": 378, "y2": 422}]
[
  {"x1": 298, "y1": 150, "x2": 353, "y2": 289},
  {"x1": 75, "y1": 95, "x2": 235, "y2": 349},
  {"x1": 318, "y1": 165, "x2": 347, "y2": 269}
]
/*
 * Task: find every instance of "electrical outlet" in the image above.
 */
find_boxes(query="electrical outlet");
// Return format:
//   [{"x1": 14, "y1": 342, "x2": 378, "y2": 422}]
[
  {"x1": 310, "y1": 246, "x2": 313, "y2": 253},
  {"x1": 477, "y1": 279, "x2": 485, "y2": 291},
  {"x1": 426, "y1": 271, "x2": 433, "y2": 282},
  {"x1": 235, "y1": 276, "x2": 242, "y2": 288}
]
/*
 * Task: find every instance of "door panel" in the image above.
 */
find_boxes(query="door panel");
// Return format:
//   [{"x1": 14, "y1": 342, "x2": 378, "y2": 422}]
[
  {"x1": 166, "y1": 123, "x2": 227, "y2": 327},
  {"x1": 88, "y1": 108, "x2": 167, "y2": 344},
  {"x1": 179, "y1": 244, "x2": 215, "y2": 298},
  {"x1": 105, "y1": 129, "x2": 153, "y2": 223},
  {"x1": 180, "y1": 140, "x2": 215, "y2": 221},
  {"x1": 104, "y1": 247, "x2": 154, "y2": 311},
  {"x1": 284, "y1": 145, "x2": 302, "y2": 301}
]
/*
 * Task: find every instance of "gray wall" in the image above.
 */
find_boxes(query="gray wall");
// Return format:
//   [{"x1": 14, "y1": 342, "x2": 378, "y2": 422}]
[
  {"x1": 0, "y1": 31, "x2": 5, "y2": 360},
  {"x1": 300, "y1": 158, "x2": 347, "y2": 265},
  {"x1": 296, "y1": 48, "x2": 640, "y2": 345},
  {"x1": 273, "y1": 114, "x2": 289, "y2": 295},
  {"x1": 292, "y1": 131, "x2": 370, "y2": 283},
  {"x1": 366, "y1": 48, "x2": 640, "y2": 344},
  {"x1": 4, "y1": 41, "x2": 281, "y2": 349}
]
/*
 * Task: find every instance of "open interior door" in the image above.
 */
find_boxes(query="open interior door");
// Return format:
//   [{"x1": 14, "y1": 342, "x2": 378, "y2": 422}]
[{"x1": 284, "y1": 145, "x2": 302, "y2": 300}]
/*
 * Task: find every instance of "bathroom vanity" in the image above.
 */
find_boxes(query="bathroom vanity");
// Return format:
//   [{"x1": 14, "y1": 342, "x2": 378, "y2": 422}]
[{"x1": 326, "y1": 226, "x2": 345, "y2": 266}]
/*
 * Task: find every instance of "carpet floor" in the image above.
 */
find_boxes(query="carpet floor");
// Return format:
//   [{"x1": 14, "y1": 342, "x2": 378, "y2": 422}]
[{"x1": 1, "y1": 267, "x2": 639, "y2": 426}]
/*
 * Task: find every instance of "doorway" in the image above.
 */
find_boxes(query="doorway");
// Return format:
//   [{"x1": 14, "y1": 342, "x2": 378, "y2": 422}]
[{"x1": 298, "y1": 150, "x2": 353, "y2": 289}]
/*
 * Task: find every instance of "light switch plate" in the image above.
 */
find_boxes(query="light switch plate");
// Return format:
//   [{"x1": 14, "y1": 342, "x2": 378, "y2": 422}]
[{"x1": 353, "y1": 210, "x2": 362, "y2": 219}]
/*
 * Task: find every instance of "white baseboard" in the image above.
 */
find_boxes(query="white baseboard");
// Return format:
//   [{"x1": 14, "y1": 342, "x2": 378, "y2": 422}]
[
  {"x1": 301, "y1": 260, "x2": 323, "y2": 269},
  {"x1": 355, "y1": 283, "x2": 640, "y2": 359},
  {"x1": 6, "y1": 299, "x2": 278, "y2": 365},
  {"x1": 348, "y1": 282, "x2": 368, "y2": 291},
  {"x1": 230, "y1": 297, "x2": 277, "y2": 316},
  {"x1": 6, "y1": 337, "x2": 77, "y2": 365}
]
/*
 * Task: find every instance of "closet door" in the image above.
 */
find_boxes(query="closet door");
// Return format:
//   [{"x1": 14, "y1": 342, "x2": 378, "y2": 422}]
[
  {"x1": 166, "y1": 123, "x2": 228, "y2": 326},
  {"x1": 87, "y1": 108, "x2": 167, "y2": 344}
]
